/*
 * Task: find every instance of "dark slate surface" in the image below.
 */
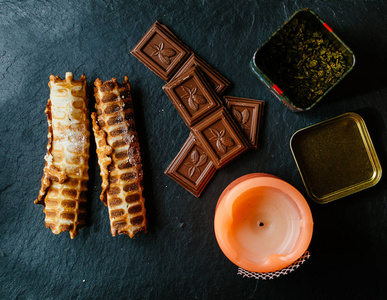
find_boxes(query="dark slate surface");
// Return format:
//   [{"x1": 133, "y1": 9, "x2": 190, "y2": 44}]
[{"x1": 1, "y1": 0, "x2": 386, "y2": 299}]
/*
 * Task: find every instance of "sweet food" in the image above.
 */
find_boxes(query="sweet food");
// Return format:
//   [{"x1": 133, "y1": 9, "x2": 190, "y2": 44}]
[
  {"x1": 191, "y1": 108, "x2": 250, "y2": 169},
  {"x1": 165, "y1": 133, "x2": 217, "y2": 197},
  {"x1": 171, "y1": 54, "x2": 230, "y2": 95},
  {"x1": 224, "y1": 96, "x2": 265, "y2": 149},
  {"x1": 35, "y1": 72, "x2": 90, "y2": 239},
  {"x1": 92, "y1": 77, "x2": 147, "y2": 238},
  {"x1": 162, "y1": 67, "x2": 222, "y2": 127},
  {"x1": 131, "y1": 21, "x2": 192, "y2": 81}
]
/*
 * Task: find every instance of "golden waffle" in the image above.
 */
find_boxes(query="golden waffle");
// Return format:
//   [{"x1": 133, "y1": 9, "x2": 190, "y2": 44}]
[
  {"x1": 92, "y1": 77, "x2": 147, "y2": 238},
  {"x1": 35, "y1": 72, "x2": 90, "y2": 239}
]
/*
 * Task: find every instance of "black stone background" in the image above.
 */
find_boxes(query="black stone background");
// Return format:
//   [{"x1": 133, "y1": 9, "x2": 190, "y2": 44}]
[{"x1": 0, "y1": 0, "x2": 386, "y2": 299}]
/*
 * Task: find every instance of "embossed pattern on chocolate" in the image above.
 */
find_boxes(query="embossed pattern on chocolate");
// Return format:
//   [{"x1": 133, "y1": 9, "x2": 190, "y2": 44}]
[
  {"x1": 224, "y1": 96, "x2": 265, "y2": 149},
  {"x1": 92, "y1": 77, "x2": 147, "y2": 238},
  {"x1": 192, "y1": 108, "x2": 250, "y2": 169},
  {"x1": 232, "y1": 108, "x2": 250, "y2": 130},
  {"x1": 181, "y1": 86, "x2": 206, "y2": 111},
  {"x1": 163, "y1": 67, "x2": 221, "y2": 127},
  {"x1": 209, "y1": 128, "x2": 235, "y2": 154},
  {"x1": 149, "y1": 42, "x2": 176, "y2": 65},
  {"x1": 185, "y1": 149, "x2": 208, "y2": 178},
  {"x1": 131, "y1": 21, "x2": 192, "y2": 81},
  {"x1": 165, "y1": 133, "x2": 216, "y2": 197}
]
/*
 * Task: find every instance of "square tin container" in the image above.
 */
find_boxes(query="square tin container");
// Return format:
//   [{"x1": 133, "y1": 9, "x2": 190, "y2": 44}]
[
  {"x1": 290, "y1": 113, "x2": 382, "y2": 204},
  {"x1": 250, "y1": 9, "x2": 355, "y2": 112}
]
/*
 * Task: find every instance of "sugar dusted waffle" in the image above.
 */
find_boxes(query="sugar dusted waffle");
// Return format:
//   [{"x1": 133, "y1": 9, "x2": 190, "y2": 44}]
[
  {"x1": 35, "y1": 72, "x2": 90, "y2": 239},
  {"x1": 92, "y1": 77, "x2": 147, "y2": 238}
]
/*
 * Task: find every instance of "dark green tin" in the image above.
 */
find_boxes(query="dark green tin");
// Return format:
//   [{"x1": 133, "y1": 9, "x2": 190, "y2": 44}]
[{"x1": 250, "y1": 9, "x2": 355, "y2": 112}]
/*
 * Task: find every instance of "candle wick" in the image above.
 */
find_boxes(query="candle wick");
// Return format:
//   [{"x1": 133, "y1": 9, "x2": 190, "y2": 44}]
[{"x1": 259, "y1": 222, "x2": 264, "y2": 227}]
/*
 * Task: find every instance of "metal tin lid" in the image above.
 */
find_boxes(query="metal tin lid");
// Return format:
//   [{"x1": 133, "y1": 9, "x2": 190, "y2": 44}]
[{"x1": 290, "y1": 113, "x2": 382, "y2": 203}]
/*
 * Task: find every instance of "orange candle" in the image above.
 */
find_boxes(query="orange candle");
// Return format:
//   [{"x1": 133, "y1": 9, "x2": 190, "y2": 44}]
[{"x1": 214, "y1": 173, "x2": 313, "y2": 273}]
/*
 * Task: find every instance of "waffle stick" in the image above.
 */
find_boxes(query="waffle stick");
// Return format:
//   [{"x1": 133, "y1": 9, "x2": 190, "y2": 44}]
[
  {"x1": 92, "y1": 77, "x2": 147, "y2": 238},
  {"x1": 35, "y1": 72, "x2": 90, "y2": 239}
]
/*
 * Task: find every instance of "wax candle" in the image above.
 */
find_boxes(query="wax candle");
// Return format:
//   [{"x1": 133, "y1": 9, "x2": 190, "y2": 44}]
[{"x1": 214, "y1": 173, "x2": 313, "y2": 273}]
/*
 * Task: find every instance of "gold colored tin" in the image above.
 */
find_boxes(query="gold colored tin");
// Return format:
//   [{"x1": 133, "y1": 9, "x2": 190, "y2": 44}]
[{"x1": 290, "y1": 113, "x2": 382, "y2": 203}]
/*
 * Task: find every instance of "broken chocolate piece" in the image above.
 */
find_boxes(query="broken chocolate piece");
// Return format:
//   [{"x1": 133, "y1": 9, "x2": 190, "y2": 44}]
[{"x1": 224, "y1": 96, "x2": 265, "y2": 149}]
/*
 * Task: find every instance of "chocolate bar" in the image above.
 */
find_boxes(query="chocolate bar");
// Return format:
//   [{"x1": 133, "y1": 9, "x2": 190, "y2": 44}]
[
  {"x1": 224, "y1": 96, "x2": 265, "y2": 149},
  {"x1": 131, "y1": 21, "x2": 230, "y2": 93},
  {"x1": 133, "y1": 21, "x2": 265, "y2": 197},
  {"x1": 131, "y1": 21, "x2": 192, "y2": 81},
  {"x1": 162, "y1": 66, "x2": 222, "y2": 127},
  {"x1": 171, "y1": 54, "x2": 230, "y2": 95},
  {"x1": 165, "y1": 133, "x2": 217, "y2": 197},
  {"x1": 191, "y1": 108, "x2": 250, "y2": 169}
]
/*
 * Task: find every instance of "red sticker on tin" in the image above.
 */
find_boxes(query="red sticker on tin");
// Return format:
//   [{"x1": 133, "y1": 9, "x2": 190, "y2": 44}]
[
  {"x1": 323, "y1": 23, "x2": 333, "y2": 32},
  {"x1": 272, "y1": 84, "x2": 283, "y2": 95}
]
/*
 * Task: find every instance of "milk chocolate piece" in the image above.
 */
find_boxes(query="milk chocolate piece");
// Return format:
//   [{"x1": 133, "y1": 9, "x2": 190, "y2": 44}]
[
  {"x1": 224, "y1": 96, "x2": 265, "y2": 149},
  {"x1": 191, "y1": 108, "x2": 250, "y2": 169},
  {"x1": 172, "y1": 54, "x2": 230, "y2": 95},
  {"x1": 131, "y1": 21, "x2": 192, "y2": 81},
  {"x1": 162, "y1": 67, "x2": 222, "y2": 127},
  {"x1": 165, "y1": 133, "x2": 216, "y2": 197}
]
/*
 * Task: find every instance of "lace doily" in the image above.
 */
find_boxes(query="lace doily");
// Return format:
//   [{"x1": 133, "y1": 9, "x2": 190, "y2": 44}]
[{"x1": 237, "y1": 251, "x2": 310, "y2": 280}]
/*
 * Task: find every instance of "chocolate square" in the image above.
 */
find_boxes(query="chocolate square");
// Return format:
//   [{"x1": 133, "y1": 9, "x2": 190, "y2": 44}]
[
  {"x1": 131, "y1": 21, "x2": 192, "y2": 81},
  {"x1": 191, "y1": 108, "x2": 250, "y2": 169},
  {"x1": 171, "y1": 54, "x2": 230, "y2": 95},
  {"x1": 165, "y1": 133, "x2": 217, "y2": 197},
  {"x1": 162, "y1": 67, "x2": 222, "y2": 127},
  {"x1": 224, "y1": 96, "x2": 265, "y2": 149}
]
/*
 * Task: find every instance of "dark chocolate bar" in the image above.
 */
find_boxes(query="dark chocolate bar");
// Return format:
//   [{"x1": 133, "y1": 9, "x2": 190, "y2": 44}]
[
  {"x1": 131, "y1": 21, "x2": 192, "y2": 81},
  {"x1": 162, "y1": 66, "x2": 222, "y2": 127},
  {"x1": 171, "y1": 54, "x2": 230, "y2": 95},
  {"x1": 165, "y1": 133, "x2": 217, "y2": 197},
  {"x1": 224, "y1": 96, "x2": 265, "y2": 149},
  {"x1": 191, "y1": 108, "x2": 250, "y2": 169}
]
